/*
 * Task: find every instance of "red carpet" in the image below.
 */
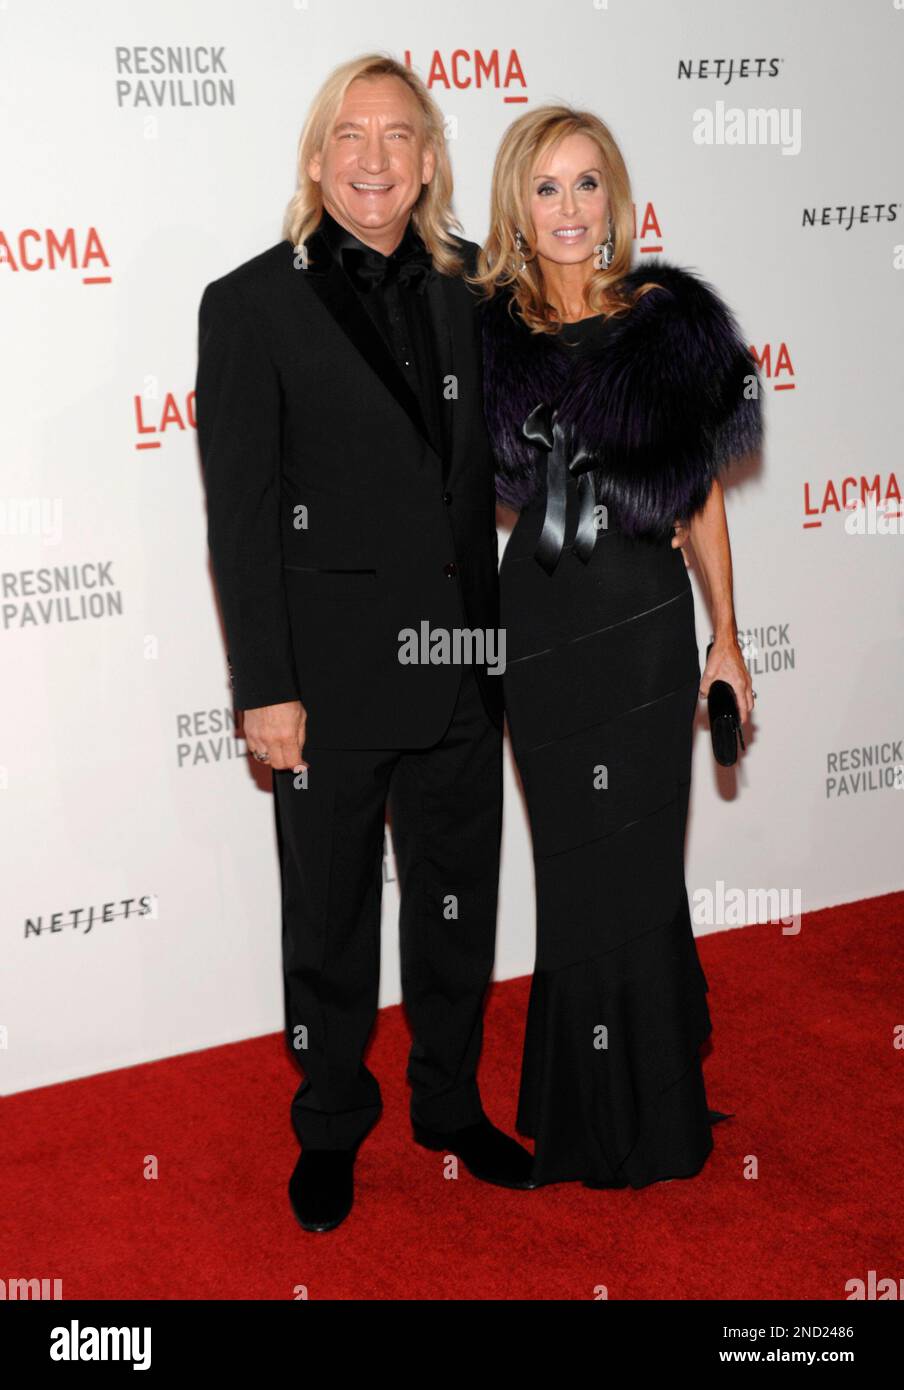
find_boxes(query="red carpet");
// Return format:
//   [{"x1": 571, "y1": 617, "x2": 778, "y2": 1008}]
[{"x1": 3, "y1": 891, "x2": 901, "y2": 1300}]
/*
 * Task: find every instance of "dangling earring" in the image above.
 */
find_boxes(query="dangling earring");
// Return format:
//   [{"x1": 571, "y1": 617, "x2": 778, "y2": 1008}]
[
  {"x1": 594, "y1": 216, "x2": 614, "y2": 270},
  {"x1": 514, "y1": 228, "x2": 527, "y2": 274}
]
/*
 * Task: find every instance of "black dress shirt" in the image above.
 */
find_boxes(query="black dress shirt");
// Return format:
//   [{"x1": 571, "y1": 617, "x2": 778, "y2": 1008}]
[{"x1": 317, "y1": 207, "x2": 446, "y2": 460}]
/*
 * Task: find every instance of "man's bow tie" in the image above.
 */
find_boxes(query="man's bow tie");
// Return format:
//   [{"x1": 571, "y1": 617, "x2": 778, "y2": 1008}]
[{"x1": 340, "y1": 241, "x2": 434, "y2": 294}]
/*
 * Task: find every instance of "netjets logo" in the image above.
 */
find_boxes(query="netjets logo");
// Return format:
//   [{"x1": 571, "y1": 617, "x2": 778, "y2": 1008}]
[
  {"x1": 0, "y1": 227, "x2": 112, "y2": 283},
  {"x1": 25, "y1": 895, "x2": 156, "y2": 939},
  {"x1": 802, "y1": 201, "x2": 900, "y2": 231},
  {"x1": 50, "y1": 1320, "x2": 151, "y2": 1370},
  {"x1": 403, "y1": 49, "x2": 528, "y2": 103},
  {"x1": 677, "y1": 57, "x2": 783, "y2": 84},
  {"x1": 398, "y1": 622, "x2": 506, "y2": 675}
]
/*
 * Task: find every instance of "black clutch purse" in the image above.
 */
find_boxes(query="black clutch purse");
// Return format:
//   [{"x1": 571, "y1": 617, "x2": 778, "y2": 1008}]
[{"x1": 705, "y1": 639, "x2": 746, "y2": 766}]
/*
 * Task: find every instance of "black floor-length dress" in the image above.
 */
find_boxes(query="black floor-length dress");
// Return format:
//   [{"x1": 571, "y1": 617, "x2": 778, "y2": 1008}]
[{"x1": 500, "y1": 312, "x2": 728, "y2": 1189}]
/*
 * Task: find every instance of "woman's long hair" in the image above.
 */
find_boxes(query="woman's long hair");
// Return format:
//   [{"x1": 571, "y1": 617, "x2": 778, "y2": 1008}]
[
  {"x1": 471, "y1": 105, "x2": 655, "y2": 333},
  {"x1": 282, "y1": 53, "x2": 464, "y2": 276}
]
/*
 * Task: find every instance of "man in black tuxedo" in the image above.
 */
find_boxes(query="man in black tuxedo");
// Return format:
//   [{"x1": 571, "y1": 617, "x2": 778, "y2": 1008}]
[{"x1": 195, "y1": 55, "x2": 533, "y2": 1231}]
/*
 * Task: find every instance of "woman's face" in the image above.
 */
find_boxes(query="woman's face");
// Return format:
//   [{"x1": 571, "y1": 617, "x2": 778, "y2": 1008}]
[{"x1": 527, "y1": 132, "x2": 609, "y2": 269}]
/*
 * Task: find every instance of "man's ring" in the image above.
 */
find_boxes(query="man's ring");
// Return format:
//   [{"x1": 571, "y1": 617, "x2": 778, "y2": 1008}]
[{"x1": 252, "y1": 749, "x2": 271, "y2": 763}]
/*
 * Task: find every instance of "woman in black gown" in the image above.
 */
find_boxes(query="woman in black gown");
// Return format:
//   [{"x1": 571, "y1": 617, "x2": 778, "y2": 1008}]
[{"x1": 474, "y1": 107, "x2": 762, "y2": 1188}]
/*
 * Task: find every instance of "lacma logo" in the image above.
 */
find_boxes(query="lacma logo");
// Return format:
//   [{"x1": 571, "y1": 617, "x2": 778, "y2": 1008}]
[
  {"x1": 0, "y1": 228, "x2": 112, "y2": 283},
  {"x1": 403, "y1": 49, "x2": 527, "y2": 103},
  {"x1": 49, "y1": 1320, "x2": 151, "y2": 1370}
]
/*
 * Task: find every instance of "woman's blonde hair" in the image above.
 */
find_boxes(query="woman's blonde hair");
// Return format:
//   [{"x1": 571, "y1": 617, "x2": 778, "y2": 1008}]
[
  {"x1": 472, "y1": 105, "x2": 654, "y2": 333},
  {"x1": 282, "y1": 53, "x2": 464, "y2": 276}
]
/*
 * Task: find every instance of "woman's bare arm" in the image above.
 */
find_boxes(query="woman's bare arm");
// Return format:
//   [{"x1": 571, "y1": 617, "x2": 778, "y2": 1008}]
[{"x1": 686, "y1": 479, "x2": 755, "y2": 723}]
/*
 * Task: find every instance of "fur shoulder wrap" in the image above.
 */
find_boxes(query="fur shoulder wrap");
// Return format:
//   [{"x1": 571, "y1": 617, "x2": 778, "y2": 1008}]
[{"x1": 480, "y1": 259, "x2": 763, "y2": 540}]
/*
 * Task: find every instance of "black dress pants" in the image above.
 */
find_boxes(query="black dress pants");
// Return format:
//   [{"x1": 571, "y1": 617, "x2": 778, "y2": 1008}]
[{"x1": 273, "y1": 669, "x2": 503, "y2": 1150}]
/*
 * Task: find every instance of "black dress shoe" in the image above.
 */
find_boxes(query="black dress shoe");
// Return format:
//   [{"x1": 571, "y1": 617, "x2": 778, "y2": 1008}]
[
  {"x1": 413, "y1": 1113, "x2": 537, "y2": 1190},
  {"x1": 288, "y1": 1146, "x2": 357, "y2": 1232}
]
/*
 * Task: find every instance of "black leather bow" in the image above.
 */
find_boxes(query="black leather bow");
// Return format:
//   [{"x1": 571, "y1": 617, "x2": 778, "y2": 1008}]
[
  {"x1": 340, "y1": 242, "x2": 434, "y2": 294},
  {"x1": 522, "y1": 403, "x2": 599, "y2": 575}
]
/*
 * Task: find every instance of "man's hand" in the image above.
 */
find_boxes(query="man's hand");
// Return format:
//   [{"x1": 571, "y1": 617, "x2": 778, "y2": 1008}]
[{"x1": 243, "y1": 700, "x2": 308, "y2": 771}]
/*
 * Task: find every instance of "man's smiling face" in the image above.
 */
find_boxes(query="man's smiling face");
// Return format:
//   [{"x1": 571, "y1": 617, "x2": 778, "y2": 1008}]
[{"x1": 308, "y1": 74, "x2": 436, "y2": 256}]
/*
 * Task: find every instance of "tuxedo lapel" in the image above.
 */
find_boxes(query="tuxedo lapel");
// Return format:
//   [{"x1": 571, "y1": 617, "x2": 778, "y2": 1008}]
[{"x1": 291, "y1": 232, "x2": 431, "y2": 447}]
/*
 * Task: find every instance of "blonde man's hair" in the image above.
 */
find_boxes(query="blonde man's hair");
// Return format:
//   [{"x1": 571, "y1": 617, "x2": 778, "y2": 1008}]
[
  {"x1": 472, "y1": 105, "x2": 656, "y2": 333},
  {"x1": 282, "y1": 53, "x2": 464, "y2": 276}
]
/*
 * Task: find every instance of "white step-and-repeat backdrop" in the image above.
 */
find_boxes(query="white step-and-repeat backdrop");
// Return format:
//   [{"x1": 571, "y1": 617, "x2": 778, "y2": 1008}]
[{"x1": 2, "y1": 0, "x2": 902, "y2": 1094}]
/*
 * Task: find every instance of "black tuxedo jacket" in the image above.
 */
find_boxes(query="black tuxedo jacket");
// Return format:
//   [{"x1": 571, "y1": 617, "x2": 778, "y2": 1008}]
[{"x1": 195, "y1": 227, "x2": 503, "y2": 749}]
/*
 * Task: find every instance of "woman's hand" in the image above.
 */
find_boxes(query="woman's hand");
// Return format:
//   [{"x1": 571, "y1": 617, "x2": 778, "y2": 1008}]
[
  {"x1": 671, "y1": 518, "x2": 690, "y2": 556},
  {"x1": 699, "y1": 635, "x2": 755, "y2": 724}
]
